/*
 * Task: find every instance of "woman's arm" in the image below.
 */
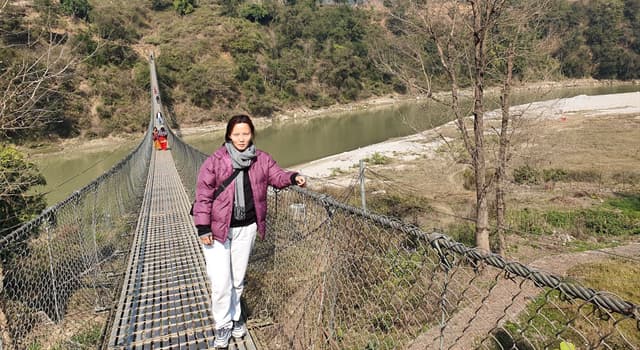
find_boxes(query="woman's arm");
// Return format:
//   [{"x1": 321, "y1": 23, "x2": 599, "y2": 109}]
[
  {"x1": 265, "y1": 153, "x2": 305, "y2": 189},
  {"x1": 193, "y1": 157, "x2": 217, "y2": 226}
]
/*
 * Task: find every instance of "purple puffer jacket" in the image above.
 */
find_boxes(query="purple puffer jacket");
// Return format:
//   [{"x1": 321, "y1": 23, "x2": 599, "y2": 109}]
[{"x1": 192, "y1": 146, "x2": 296, "y2": 243}]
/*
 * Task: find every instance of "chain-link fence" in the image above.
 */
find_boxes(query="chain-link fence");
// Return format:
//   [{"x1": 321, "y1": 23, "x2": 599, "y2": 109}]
[
  {"x1": 0, "y1": 121, "x2": 153, "y2": 350},
  {"x1": 246, "y1": 188, "x2": 640, "y2": 349},
  {"x1": 169, "y1": 130, "x2": 639, "y2": 349},
  {"x1": 168, "y1": 129, "x2": 207, "y2": 202}
]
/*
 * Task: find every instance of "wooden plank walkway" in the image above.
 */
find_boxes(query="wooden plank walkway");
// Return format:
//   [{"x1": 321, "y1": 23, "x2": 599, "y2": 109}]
[{"x1": 107, "y1": 148, "x2": 258, "y2": 349}]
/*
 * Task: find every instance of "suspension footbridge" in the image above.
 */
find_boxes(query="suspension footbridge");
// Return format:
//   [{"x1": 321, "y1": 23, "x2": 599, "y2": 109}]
[{"x1": 0, "y1": 57, "x2": 638, "y2": 349}]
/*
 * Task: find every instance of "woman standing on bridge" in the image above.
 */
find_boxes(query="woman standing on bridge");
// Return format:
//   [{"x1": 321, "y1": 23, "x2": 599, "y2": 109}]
[{"x1": 192, "y1": 114, "x2": 305, "y2": 348}]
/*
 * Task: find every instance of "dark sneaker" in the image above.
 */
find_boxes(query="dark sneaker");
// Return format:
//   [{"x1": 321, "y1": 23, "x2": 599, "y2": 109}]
[
  {"x1": 232, "y1": 319, "x2": 247, "y2": 338},
  {"x1": 214, "y1": 326, "x2": 232, "y2": 348}
]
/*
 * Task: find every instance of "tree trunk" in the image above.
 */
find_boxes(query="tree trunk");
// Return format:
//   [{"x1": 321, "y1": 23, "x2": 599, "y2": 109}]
[
  {"x1": 496, "y1": 46, "x2": 514, "y2": 256},
  {"x1": 471, "y1": 1, "x2": 490, "y2": 252}
]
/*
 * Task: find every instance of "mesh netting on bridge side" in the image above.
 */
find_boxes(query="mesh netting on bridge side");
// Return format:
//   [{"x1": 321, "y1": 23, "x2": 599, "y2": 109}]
[
  {"x1": 245, "y1": 187, "x2": 639, "y2": 349},
  {"x1": 0, "y1": 122, "x2": 153, "y2": 349},
  {"x1": 169, "y1": 131, "x2": 639, "y2": 349},
  {"x1": 168, "y1": 129, "x2": 208, "y2": 202}
]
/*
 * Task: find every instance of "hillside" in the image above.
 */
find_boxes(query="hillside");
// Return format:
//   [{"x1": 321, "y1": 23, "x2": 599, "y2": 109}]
[{"x1": 0, "y1": 0, "x2": 638, "y2": 142}]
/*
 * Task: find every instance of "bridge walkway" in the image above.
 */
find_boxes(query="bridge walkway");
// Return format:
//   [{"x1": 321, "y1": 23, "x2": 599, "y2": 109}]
[{"x1": 106, "y1": 147, "x2": 258, "y2": 349}]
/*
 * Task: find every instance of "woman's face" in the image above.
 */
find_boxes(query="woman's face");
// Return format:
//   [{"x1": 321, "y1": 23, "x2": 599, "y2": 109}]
[{"x1": 229, "y1": 123, "x2": 252, "y2": 151}]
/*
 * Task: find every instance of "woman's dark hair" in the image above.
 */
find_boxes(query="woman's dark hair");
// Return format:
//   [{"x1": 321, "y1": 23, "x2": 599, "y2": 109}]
[{"x1": 225, "y1": 114, "x2": 255, "y2": 143}]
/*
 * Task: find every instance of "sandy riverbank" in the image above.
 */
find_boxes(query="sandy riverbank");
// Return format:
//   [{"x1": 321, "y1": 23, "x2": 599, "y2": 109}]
[{"x1": 296, "y1": 91, "x2": 640, "y2": 179}]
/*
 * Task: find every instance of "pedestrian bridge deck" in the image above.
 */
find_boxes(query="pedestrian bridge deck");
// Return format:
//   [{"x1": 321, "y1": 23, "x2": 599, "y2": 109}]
[{"x1": 107, "y1": 149, "x2": 257, "y2": 349}]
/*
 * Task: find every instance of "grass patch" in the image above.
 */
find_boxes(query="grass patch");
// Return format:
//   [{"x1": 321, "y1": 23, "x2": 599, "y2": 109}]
[
  {"x1": 612, "y1": 171, "x2": 640, "y2": 187},
  {"x1": 509, "y1": 194, "x2": 640, "y2": 238},
  {"x1": 514, "y1": 166, "x2": 605, "y2": 185},
  {"x1": 71, "y1": 322, "x2": 103, "y2": 346},
  {"x1": 568, "y1": 258, "x2": 640, "y2": 304},
  {"x1": 363, "y1": 152, "x2": 391, "y2": 165},
  {"x1": 368, "y1": 193, "x2": 431, "y2": 223},
  {"x1": 446, "y1": 222, "x2": 476, "y2": 247},
  {"x1": 329, "y1": 167, "x2": 348, "y2": 177},
  {"x1": 566, "y1": 239, "x2": 618, "y2": 252},
  {"x1": 498, "y1": 282, "x2": 639, "y2": 349},
  {"x1": 605, "y1": 193, "x2": 640, "y2": 216},
  {"x1": 498, "y1": 259, "x2": 640, "y2": 348}
]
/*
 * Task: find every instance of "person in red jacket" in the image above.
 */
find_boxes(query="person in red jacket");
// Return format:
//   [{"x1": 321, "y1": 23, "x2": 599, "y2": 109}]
[
  {"x1": 157, "y1": 126, "x2": 168, "y2": 150},
  {"x1": 193, "y1": 114, "x2": 305, "y2": 348}
]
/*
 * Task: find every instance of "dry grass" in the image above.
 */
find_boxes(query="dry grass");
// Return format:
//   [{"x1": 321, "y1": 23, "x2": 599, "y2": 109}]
[{"x1": 356, "y1": 111, "x2": 640, "y2": 258}]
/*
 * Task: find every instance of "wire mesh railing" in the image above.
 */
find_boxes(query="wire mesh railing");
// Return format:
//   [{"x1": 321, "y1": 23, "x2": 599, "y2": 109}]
[
  {"x1": 248, "y1": 188, "x2": 640, "y2": 349},
  {"x1": 0, "y1": 115, "x2": 154, "y2": 349},
  {"x1": 171, "y1": 132, "x2": 639, "y2": 349},
  {"x1": 168, "y1": 128, "x2": 208, "y2": 202}
]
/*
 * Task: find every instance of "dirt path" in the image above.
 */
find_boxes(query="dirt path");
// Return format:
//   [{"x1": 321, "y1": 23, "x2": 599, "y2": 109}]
[{"x1": 408, "y1": 242, "x2": 640, "y2": 350}]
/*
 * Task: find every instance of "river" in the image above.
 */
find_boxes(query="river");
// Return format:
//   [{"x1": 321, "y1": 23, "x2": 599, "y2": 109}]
[{"x1": 34, "y1": 84, "x2": 640, "y2": 205}]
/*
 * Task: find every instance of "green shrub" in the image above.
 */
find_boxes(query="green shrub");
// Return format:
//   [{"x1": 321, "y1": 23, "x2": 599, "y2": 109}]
[
  {"x1": 513, "y1": 165, "x2": 540, "y2": 185},
  {"x1": 70, "y1": 31, "x2": 96, "y2": 56},
  {"x1": 606, "y1": 194, "x2": 640, "y2": 215},
  {"x1": 541, "y1": 168, "x2": 602, "y2": 183},
  {"x1": 60, "y1": 0, "x2": 90, "y2": 20},
  {"x1": 219, "y1": 0, "x2": 241, "y2": 16},
  {"x1": 225, "y1": 31, "x2": 264, "y2": 56},
  {"x1": 173, "y1": 0, "x2": 196, "y2": 15},
  {"x1": 542, "y1": 168, "x2": 568, "y2": 182},
  {"x1": 92, "y1": 12, "x2": 140, "y2": 43},
  {"x1": 0, "y1": 146, "x2": 47, "y2": 233},
  {"x1": 462, "y1": 168, "x2": 475, "y2": 190},
  {"x1": 447, "y1": 222, "x2": 476, "y2": 247},
  {"x1": 543, "y1": 210, "x2": 574, "y2": 229},
  {"x1": 150, "y1": 0, "x2": 171, "y2": 10},
  {"x1": 364, "y1": 152, "x2": 390, "y2": 165},
  {"x1": 183, "y1": 65, "x2": 215, "y2": 108},
  {"x1": 501, "y1": 258, "x2": 640, "y2": 349},
  {"x1": 581, "y1": 209, "x2": 639, "y2": 236},
  {"x1": 90, "y1": 43, "x2": 138, "y2": 67},
  {"x1": 239, "y1": 3, "x2": 273, "y2": 25},
  {"x1": 242, "y1": 74, "x2": 266, "y2": 94},
  {"x1": 246, "y1": 94, "x2": 275, "y2": 117}
]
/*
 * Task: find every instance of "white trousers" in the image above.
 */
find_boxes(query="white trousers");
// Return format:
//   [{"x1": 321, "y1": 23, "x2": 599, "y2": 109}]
[{"x1": 201, "y1": 223, "x2": 257, "y2": 330}]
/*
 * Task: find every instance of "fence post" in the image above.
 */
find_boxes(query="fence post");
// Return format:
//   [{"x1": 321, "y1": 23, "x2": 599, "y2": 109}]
[
  {"x1": 359, "y1": 160, "x2": 366, "y2": 213},
  {"x1": 433, "y1": 239, "x2": 453, "y2": 350},
  {"x1": 45, "y1": 223, "x2": 62, "y2": 323}
]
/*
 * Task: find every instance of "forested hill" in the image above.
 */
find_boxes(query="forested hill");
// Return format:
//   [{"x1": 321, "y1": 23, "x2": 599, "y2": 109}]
[{"x1": 1, "y1": 0, "x2": 639, "y2": 141}]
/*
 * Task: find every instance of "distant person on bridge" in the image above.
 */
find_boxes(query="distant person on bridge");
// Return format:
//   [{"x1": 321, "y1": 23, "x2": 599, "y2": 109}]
[
  {"x1": 152, "y1": 127, "x2": 161, "y2": 150},
  {"x1": 192, "y1": 114, "x2": 306, "y2": 348},
  {"x1": 156, "y1": 111, "x2": 164, "y2": 125},
  {"x1": 157, "y1": 126, "x2": 168, "y2": 150}
]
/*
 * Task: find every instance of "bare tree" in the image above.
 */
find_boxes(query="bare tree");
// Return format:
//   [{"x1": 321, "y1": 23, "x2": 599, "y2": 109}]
[
  {"x1": 0, "y1": 2, "x2": 86, "y2": 232},
  {"x1": 0, "y1": 6, "x2": 77, "y2": 139},
  {"x1": 374, "y1": 0, "x2": 550, "y2": 252},
  {"x1": 492, "y1": 1, "x2": 549, "y2": 254}
]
